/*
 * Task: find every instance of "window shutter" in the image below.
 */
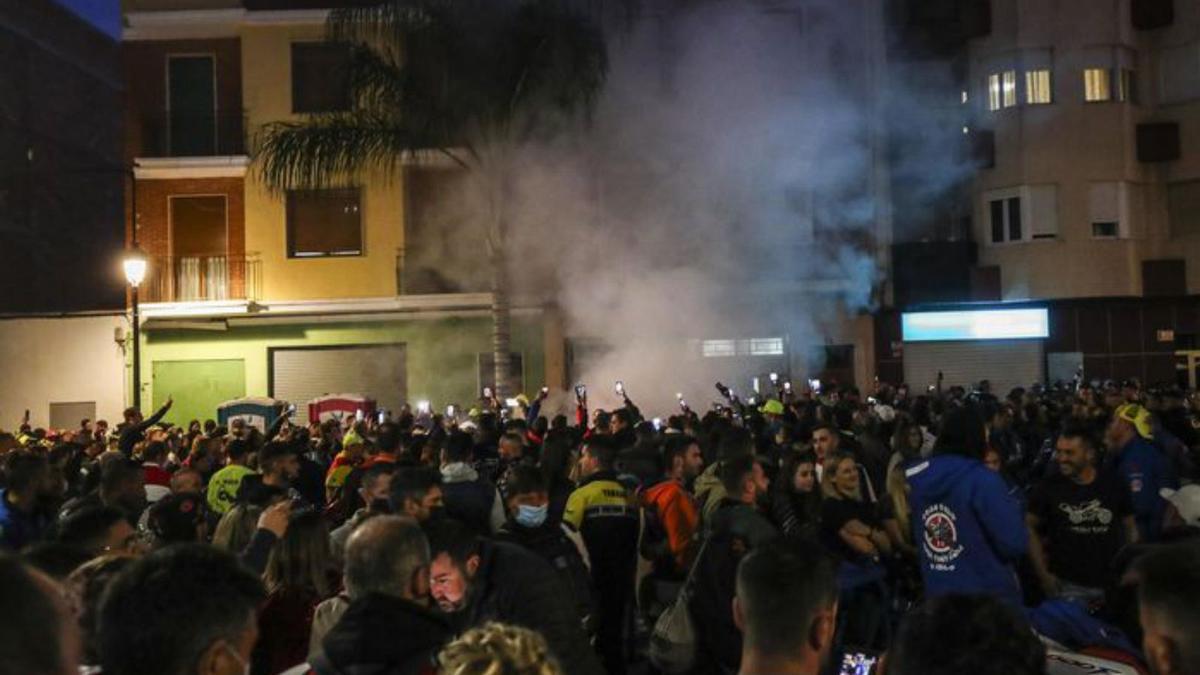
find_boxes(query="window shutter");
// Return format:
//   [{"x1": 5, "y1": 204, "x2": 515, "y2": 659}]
[
  {"x1": 1029, "y1": 185, "x2": 1058, "y2": 239},
  {"x1": 1088, "y1": 182, "x2": 1120, "y2": 233}
]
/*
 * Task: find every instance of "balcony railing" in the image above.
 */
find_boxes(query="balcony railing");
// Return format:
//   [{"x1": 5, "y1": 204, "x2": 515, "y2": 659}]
[
  {"x1": 132, "y1": 109, "x2": 247, "y2": 158},
  {"x1": 141, "y1": 255, "x2": 260, "y2": 303}
]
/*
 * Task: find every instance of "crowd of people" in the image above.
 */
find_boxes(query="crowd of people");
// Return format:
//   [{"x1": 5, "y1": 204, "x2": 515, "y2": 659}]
[{"x1": 1, "y1": 375, "x2": 1199, "y2": 675}]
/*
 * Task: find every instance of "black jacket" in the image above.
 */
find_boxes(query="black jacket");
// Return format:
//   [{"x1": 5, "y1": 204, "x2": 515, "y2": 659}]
[
  {"x1": 495, "y1": 520, "x2": 596, "y2": 628},
  {"x1": 456, "y1": 540, "x2": 604, "y2": 675},
  {"x1": 689, "y1": 499, "x2": 779, "y2": 674},
  {"x1": 312, "y1": 593, "x2": 450, "y2": 675}
]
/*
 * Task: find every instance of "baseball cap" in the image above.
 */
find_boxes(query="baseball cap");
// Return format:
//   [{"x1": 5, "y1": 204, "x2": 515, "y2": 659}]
[
  {"x1": 759, "y1": 399, "x2": 785, "y2": 416},
  {"x1": 1114, "y1": 403, "x2": 1154, "y2": 440},
  {"x1": 1160, "y1": 485, "x2": 1200, "y2": 528}
]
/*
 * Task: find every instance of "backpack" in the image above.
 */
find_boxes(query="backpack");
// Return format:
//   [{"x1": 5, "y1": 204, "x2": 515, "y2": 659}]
[{"x1": 649, "y1": 538, "x2": 708, "y2": 674}]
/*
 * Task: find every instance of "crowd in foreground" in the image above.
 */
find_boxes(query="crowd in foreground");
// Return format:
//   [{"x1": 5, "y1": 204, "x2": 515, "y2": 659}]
[{"x1": 1, "y1": 376, "x2": 1199, "y2": 675}]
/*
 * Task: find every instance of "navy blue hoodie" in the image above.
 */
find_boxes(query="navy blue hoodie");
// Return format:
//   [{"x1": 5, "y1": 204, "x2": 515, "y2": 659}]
[{"x1": 905, "y1": 454, "x2": 1028, "y2": 607}]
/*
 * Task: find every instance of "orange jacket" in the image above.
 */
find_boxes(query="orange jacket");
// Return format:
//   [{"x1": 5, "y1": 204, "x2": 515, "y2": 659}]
[{"x1": 642, "y1": 479, "x2": 699, "y2": 573}]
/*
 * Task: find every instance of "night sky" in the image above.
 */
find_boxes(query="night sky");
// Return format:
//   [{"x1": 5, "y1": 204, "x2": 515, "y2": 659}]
[{"x1": 53, "y1": 0, "x2": 121, "y2": 39}]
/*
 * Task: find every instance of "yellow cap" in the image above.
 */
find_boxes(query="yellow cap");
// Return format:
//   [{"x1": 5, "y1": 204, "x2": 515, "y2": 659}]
[
  {"x1": 1115, "y1": 403, "x2": 1154, "y2": 440},
  {"x1": 759, "y1": 399, "x2": 785, "y2": 416}
]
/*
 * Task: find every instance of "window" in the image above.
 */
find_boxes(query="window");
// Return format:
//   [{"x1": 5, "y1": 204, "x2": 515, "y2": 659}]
[
  {"x1": 961, "y1": 90, "x2": 969, "y2": 104},
  {"x1": 1084, "y1": 68, "x2": 1112, "y2": 101},
  {"x1": 286, "y1": 188, "x2": 362, "y2": 257},
  {"x1": 988, "y1": 74, "x2": 1002, "y2": 111},
  {"x1": 701, "y1": 338, "x2": 785, "y2": 358},
  {"x1": 1025, "y1": 69, "x2": 1052, "y2": 104},
  {"x1": 702, "y1": 340, "x2": 737, "y2": 358},
  {"x1": 1088, "y1": 182, "x2": 1126, "y2": 239},
  {"x1": 990, "y1": 199, "x2": 1005, "y2": 243},
  {"x1": 1002, "y1": 70, "x2": 1018, "y2": 107},
  {"x1": 291, "y1": 42, "x2": 352, "y2": 113},
  {"x1": 1117, "y1": 69, "x2": 1137, "y2": 103},
  {"x1": 985, "y1": 185, "x2": 1058, "y2": 244},
  {"x1": 1006, "y1": 197, "x2": 1022, "y2": 240}
]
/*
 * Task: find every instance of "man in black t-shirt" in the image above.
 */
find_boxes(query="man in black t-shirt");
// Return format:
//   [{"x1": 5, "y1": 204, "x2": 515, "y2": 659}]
[{"x1": 1027, "y1": 425, "x2": 1136, "y2": 599}]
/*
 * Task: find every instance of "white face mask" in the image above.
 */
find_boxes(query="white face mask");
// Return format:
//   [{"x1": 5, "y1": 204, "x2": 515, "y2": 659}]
[{"x1": 220, "y1": 641, "x2": 251, "y2": 675}]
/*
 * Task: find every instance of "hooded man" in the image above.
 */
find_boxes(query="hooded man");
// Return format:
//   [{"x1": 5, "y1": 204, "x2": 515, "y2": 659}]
[{"x1": 905, "y1": 407, "x2": 1027, "y2": 607}]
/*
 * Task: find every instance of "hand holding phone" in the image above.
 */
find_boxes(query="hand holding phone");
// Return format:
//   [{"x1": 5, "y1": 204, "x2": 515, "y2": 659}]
[
  {"x1": 838, "y1": 648, "x2": 880, "y2": 675},
  {"x1": 615, "y1": 381, "x2": 626, "y2": 397},
  {"x1": 574, "y1": 384, "x2": 587, "y2": 401}
]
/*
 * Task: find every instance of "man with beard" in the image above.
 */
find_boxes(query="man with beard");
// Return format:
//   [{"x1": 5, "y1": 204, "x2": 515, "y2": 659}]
[
  {"x1": 734, "y1": 538, "x2": 838, "y2": 675},
  {"x1": 426, "y1": 518, "x2": 603, "y2": 675},
  {"x1": 690, "y1": 454, "x2": 779, "y2": 674},
  {"x1": 236, "y1": 441, "x2": 300, "y2": 507},
  {"x1": 641, "y1": 435, "x2": 704, "y2": 578},
  {"x1": 1027, "y1": 425, "x2": 1136, "y2": 600}
]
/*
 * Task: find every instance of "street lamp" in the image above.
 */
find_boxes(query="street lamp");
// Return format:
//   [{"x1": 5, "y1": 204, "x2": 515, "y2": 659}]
[{"x1": 123, "y1": 248, "x2": 147, "y2": 410}]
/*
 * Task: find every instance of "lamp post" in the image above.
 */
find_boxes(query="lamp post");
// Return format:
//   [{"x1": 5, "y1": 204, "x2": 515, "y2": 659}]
[{"x1": 123, "y1": 248, "x2": 147, "y2": 410}]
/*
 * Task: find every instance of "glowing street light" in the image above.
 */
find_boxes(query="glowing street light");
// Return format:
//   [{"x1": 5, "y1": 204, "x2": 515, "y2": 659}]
[
  {"x1": 123, "y1": 248, "x2": 147, "y2": 287},
  {"x1": 123, "y1": 247, "x2": 148, "y2": 409}
]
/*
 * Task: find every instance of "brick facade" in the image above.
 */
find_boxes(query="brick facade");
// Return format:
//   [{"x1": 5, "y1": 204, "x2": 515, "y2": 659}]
[{"x1": 133, "y1": 176, "x2": 248, "y2": 300}]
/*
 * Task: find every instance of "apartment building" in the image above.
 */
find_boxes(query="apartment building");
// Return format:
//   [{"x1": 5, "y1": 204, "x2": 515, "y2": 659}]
[
  {"x1": 879, "y1": 0, "x2": 1200, "y2": 391},
  {"x1": 122, "y1": 0, "x2": 555, "y2": 425}
]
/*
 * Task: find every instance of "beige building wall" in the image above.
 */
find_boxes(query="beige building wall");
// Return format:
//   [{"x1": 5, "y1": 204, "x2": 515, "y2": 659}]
[
  {"x1": 241, "y1": 22, "x2": 407, "y2": 302},
  {"x1": 0, "y1": 315, "x2": 128, "y2": 429},
  {"x1": 970, "y1": 0, "x2": 1200, "y2": 300}
]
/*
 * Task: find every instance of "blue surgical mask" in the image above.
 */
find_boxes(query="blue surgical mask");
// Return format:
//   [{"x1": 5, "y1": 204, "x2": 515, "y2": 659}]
[{"x1": 515, "y1": 503, "x2": 548, "y2": 528}]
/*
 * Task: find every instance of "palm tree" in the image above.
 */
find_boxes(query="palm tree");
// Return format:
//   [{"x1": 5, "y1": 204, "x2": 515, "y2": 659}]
[{"x1": 255, "y1": 0, "x2": 611, "y2": 398}]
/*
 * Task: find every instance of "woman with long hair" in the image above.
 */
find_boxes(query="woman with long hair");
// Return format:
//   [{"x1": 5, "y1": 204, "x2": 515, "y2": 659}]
[
  {"x1": 820, "y1": 450, "x2": 892, "y2": 651},
  {"x1": 771, "y1": 450, "x2": 822, "y2": 539},
  {"x1": 253, "y1": 509, "x2": 335, "y2": 675}
]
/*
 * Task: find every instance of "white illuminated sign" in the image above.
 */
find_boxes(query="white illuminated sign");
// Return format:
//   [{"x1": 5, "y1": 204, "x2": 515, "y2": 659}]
[{"x1": 902, "y1": 308, "x2": 1049, "y2": 342}]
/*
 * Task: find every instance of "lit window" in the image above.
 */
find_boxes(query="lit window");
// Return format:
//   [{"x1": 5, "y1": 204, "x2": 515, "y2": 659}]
[
  {"x1": 1085, "y1": 68, "x2": 1112, "y2": 102},
  {"x1": 961, "y1": 90, "x2": 969, "y2": 104},
  {"x1": 1025, "y1": 70, "x2": 1052, "y2": 104},
  {"x1": 747, "y1": 338, "x2": 785, "y2": 356},
  {"x1": 701, "y1": 340, "x2": 737, "y2": 358},
  {"x1": 988, "y1": 74, "x2": 1002, "y2": 111},
  {"x1": 1117, "y1": 69, "x2": 1137, "y2": 103},
  {"x1": 700, "y1": 338, "x2": 785, "y2": 358},
  {"x1": 1002, "y1": 70, "x2": 1018, "y2": 107}
]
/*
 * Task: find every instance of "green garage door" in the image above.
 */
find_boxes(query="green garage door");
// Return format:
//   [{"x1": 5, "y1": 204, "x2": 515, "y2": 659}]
[{"x1": 152, "y1": 359, "x2": 245, "y2": 427}]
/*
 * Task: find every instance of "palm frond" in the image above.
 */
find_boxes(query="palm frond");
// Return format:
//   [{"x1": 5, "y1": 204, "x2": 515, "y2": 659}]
[{"x1": 255, "y1": 112, "x2": 434, "y2": 192}]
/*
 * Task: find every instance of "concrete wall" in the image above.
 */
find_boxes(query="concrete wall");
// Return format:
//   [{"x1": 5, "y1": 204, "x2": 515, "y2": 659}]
[
  {"x1": 241, "y1": 22, "x2": 408, "y2": 302},
  {"x1": 969, "y1": 0, "x2": 1200, "y2": 300},
  {"x1": 141, "y1": 313, "x2": 548, "y2": 426},
  {"x1": 0, "y1": 315, "x2": 128, "y2": 430}
]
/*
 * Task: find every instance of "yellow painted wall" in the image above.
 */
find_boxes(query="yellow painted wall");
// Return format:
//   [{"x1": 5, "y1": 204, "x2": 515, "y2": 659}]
[{"x1": 241, "y1": 22, "x2": 406, "y2": 301}]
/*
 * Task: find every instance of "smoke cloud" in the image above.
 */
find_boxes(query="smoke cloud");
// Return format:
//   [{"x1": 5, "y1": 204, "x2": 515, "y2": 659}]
[{"x1": 429, "y1": 0, "x2": 971, "y2": 412}]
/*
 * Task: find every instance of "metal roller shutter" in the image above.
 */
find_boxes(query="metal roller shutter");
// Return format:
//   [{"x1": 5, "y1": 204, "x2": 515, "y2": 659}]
[
  {"x1": 270, "y1": 344, "x2": 407, "y2": 423},
  {"x1": 903, "y1": 340, "x2": 1044, "y2": 395}
]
